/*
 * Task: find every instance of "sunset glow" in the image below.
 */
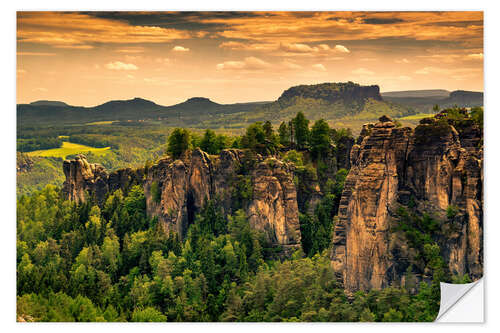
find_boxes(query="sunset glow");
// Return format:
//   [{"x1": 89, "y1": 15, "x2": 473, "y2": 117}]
[{"x1": 17, "y1": 11, "x2": 483, "y2": 106}]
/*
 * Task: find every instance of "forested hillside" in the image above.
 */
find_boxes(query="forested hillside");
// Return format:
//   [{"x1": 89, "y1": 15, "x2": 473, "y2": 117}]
[
  {"x1": 17, "y1": 82, "x2": 413, "y2": 128},
  {"x1": 17, "y1": 108, "x2": 483, "y2": 322}
]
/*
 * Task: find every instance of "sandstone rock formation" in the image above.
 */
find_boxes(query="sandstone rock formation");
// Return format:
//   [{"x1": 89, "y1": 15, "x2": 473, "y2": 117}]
[
  {"x1": 63, "y1": 149, "x2": 302, "y2": 249},
  {"x1": 63, "y1": 154, "x2": 143, "y2": 204},
  {"x1": 62, "y1": 113, "x2": 482, "y2": 293},
  {"x1": 331, "y1": 115, "x2": 483, "y2": 293}
]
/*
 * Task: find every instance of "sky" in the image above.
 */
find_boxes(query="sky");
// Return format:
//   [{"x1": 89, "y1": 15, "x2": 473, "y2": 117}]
[{"x1": 16, "y1": 11, "x2": 483, "y2": 106}]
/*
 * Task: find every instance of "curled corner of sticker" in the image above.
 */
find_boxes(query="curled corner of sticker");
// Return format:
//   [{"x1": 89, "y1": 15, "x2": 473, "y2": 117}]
[{"x1": 435, "y1": 278, "x2": 484, "y2": 322}]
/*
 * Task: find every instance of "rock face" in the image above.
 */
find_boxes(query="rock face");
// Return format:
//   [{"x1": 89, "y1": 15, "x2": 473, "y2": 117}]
[
  {"x1": 63, "y1": 155, "x2": 143, "y2": 204},
  {"x1": 63, "y1": 149, "x2": 301, "y2": 249},
  {"x1": 247, "y1": 158, "x2": 301, "y2": 248},
  {"x1": 278, "y1": 82, "x2": 382, "y2": 104},
  {"x1": 331, "y1": 115, "x2": 483, "y2": 293}
]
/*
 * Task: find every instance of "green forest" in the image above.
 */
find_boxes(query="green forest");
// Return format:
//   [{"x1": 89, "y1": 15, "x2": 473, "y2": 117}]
[{"x1": 16, "y1": 110, "x2": 482, "y2": 322}]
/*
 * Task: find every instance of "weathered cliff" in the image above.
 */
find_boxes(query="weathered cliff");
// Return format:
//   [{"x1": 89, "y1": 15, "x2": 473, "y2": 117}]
[
  {"x1": 63, "y1": 148, "x2": 301, "y2": 249},
  {"x1": 331, "y1": 114, "x2": 483, "y2": 293},
  {"x1": 63, "y1": 155, "x2": 143, "y2": 204}
]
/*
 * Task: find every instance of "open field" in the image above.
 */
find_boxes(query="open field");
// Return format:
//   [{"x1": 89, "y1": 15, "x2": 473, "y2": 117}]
[
  {"x1": 397, "y1": 113, "x2": 435, "y2": 120},
  {"x1": 85, "y1": 120, "x2": 116, "y2": 125},
  {"x1": 27, "y1": 141, "x2": 111, "y2": 159}
]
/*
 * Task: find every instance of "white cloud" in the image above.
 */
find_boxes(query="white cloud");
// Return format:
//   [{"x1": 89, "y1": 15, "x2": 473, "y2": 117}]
[
  {"x1": 172, "y1": 46, "x2": 190, "y2": 52},
  {"x1": 126, "y1": 74, "x2": 135, "y2": 79},
  {"x1": 352, "y1": 67, "x2": 375, "y2": 75},
  {"x1": 216, "y1": 57, "x2": 271, "y2": 71},
  {"x1": 334, "y1": 45, "x2": 350, "y2": 53},
  {"x1": 467, "y1": 53, "x2": 483, "y2": 60},
  {"x1": 280, "y1": 43, "x2": 317, "y2": 53},
  {"x1": 219, "y1": 41, "x2": 274, "y2": 51},
  {"x1": 397, "y1": 75, "x2": 412, "y2": 81},
  {"x1": 33, "y1": 87, "x2": 48, "y2": 92},
  {"x1": 279, "y1": 43, "x2": 350, "y2": 54},
  {"x1": 105, "y1": 61, "x2": 138, "y2": 71},
  {"x1": 312, "y1": 64, "x2": 327, "y2": 71}
]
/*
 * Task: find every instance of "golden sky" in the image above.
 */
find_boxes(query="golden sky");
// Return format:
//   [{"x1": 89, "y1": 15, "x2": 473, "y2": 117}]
[{"x1": 16, "y1": 11, "x2": 483, "y2": 106}]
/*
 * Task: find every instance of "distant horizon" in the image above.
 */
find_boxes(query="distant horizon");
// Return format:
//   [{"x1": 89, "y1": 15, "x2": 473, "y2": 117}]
[{"x1": 21, "y1": 86, "x2": 484, "y2": 108}]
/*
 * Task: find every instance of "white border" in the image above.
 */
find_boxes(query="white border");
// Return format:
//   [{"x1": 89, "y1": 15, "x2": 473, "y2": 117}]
[{"x1": 3, "y1": 0, "x2": 498, "y2": 331}]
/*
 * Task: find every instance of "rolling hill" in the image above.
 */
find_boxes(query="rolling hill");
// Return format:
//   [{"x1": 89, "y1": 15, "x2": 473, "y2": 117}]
[
  {"x1": 18, "y1": 82, "x2": 482, "y2": 128},
  {"x1": 382, "y1": 89, "x2": 483, "y2": 112}
]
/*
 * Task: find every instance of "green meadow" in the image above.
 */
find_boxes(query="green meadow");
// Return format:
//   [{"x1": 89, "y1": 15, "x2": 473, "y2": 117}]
[
  {"x1": 85, "y1": 120, "x2": 116, "y2": 125},
  {"x1": 27, "y1": 141, "x2": 111, "y2": 159},
  {"x1": 398, "y1": 113, "x2": 436, "y2": 120}
]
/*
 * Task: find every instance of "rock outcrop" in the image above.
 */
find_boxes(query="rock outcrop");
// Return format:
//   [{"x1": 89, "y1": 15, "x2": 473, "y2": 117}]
[
  {"x1": 63, "y1": 149, "x2": 302, "y2": 249},
  {"x1": 278, "y1": 82, "x2": 382, "y2": 104},
  {"x1": 63, "y1": 155, "x2": 143, "y2": 204},
  {"x1": 331, "y1": 115, "x2": 483, "y2": 293}
]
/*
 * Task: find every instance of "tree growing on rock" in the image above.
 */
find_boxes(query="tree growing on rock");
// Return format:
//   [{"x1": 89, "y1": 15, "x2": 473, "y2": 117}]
[{"x1": 167, "y1": 128, "x2": 191, "y2": 159}]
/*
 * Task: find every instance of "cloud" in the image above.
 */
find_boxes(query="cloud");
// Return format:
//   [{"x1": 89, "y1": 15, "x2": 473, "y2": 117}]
[
  {"x1": 57, "y1": 45, "x2": 94, "y2": 50},
  {"x1": 105, "y1": 61, "x2": 138, "y2": 71},
  {"x1": 334, "y1": 45, "x2": 350, "y2": 53},
  {"x1": 17, "y1": 69, "x2": 27, "y2": 75},
  {"x1": 360, "y1": 57, "x2": 377, "y2": 62},
  {"x1": 172, "y1": 46, "x2": 190, "y2": 52},
  {"x1": 280, "y1": 43, "x2": 318, "y2": 53},
  {"x1": 279, "y1": 43, "x2": 350, "y2": 54},
  {"x1": 467, "y1": 53, "x2": 483, "y2": 60},
  {"x1": 363, "y1": 18, "x2": 405, "y2": 25},
  {"x1": 216, "y1": 57, "x2": 271, "y2": 70},
  {"x1": 17, "y1": 12, "x2": 192, "y2": 49},
  {"x1": 33, "y1": 87, "x2": 48, "y2": 92},
  {"x1": 352, "y1": 68, "x2": 375, "y2": 75},
  {"x1": 312, "y1": 64, "x2": 327, "y2": 71},
  {"x1": 202, "y1": 11, "x2": 482, "y2": 48},
  {"x1": 17, "y1": 52, "x2": 56, "y2": 56},
  {"x1": 218, "y1": 41, "x2": 274, "y2": 51}
]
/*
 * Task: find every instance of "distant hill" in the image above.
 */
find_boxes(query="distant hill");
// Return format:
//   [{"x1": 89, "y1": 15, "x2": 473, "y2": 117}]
[
  {"x1": 17, "y1": 83, "x2": 483, "y2": 128},
  {"x1": 17, "y1": 96, "x2": 265, "y2": 127},
  {"x1": 30, "y1": 100, "x2": 69, "y2": 107},
  {"x1": 228, "y1": 82, "x2": 415, "y2": 123},
  {"x1": 381, "y1": 89, "x2": 450, "y2": 98},
  {"x1": 445, "y1": 90, "x2": 483, "y2": 106},
  {"x1": 382, "y1": 89, "x2": 483, "y2": 112}
]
